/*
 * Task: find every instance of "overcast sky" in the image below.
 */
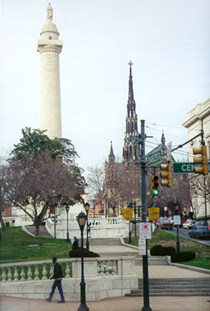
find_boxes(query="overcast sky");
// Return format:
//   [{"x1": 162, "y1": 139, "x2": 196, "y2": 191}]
[{"x1": 1, "y1": 0, "x2": 210, "y2": 177}]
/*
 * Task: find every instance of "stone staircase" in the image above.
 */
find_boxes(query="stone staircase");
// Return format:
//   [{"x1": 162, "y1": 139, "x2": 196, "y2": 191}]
[
  {"x1": 126, "y1": 278, "x2": 210, "y2": 296},
  {"x1": 84, "y1": 238, "x2": 122, "y2": 246},
  {"x1": 135, "y1": 256, "x2": 168, "y2": 266}
]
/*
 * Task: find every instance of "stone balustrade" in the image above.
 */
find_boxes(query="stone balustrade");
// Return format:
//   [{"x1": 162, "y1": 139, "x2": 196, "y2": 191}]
[
  {"x1": 45, "y1": 215, "x2": 130, "y2": 240},
  {"x1": 0, "y1": 256, "x2": 138, "y2": 301}
]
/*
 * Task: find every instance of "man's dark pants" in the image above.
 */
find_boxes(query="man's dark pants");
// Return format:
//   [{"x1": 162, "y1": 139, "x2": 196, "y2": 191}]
[{"x1": 49, "y1": 279, "x2": 64, "y2": 301}]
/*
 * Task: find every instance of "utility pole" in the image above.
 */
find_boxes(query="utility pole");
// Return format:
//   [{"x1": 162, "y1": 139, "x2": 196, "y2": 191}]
[{"x1": 140, "y1": 120, "x2": 152, "y2": 311}]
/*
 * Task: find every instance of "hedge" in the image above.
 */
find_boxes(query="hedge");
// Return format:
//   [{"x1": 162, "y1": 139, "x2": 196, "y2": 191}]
[
  {"x1": 150, "y1": 245, "x2": 176, "y2": 256},
  {"x1": 150, "y1": 245, "x2": 196, "y2": 263},
  {"x1": 171, "y1": 251, "x2": 196, "y2": 263},
  {"x1": 69, "y1": 247, "x2": 100, "y2": 258}
]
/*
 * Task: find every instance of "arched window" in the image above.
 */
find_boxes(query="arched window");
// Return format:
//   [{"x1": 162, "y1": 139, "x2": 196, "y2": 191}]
[{"x1": 130, "y1": 145, "x2": 132, "y2": 157}]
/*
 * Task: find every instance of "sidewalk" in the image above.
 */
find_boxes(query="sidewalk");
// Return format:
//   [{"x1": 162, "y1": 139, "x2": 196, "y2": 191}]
[{"x1": 1, "y1": 295, "x2": 210, "y2": 311}]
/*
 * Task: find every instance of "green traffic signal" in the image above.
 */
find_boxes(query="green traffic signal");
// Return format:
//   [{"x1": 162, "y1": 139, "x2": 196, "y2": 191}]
[
  {"x1": 153, "y1": 189, "x2": 159, "y2": 195},
  {"x1": 152, "y1": 175, "x2": 159, "y2": 196}
]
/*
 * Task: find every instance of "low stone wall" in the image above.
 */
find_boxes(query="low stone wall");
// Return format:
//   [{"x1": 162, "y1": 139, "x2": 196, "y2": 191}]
[
  {"x1": 45, "y1": 215, "x2": 130, "y2": 240},
  {"x1": 0, "y1": 256, "x2": 138, "y2": 301}
]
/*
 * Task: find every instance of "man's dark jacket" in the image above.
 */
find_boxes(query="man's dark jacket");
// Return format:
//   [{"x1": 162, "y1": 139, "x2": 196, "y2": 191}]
[{"x1": 52, "y1": 262, "x2": 63, "y2": 280}]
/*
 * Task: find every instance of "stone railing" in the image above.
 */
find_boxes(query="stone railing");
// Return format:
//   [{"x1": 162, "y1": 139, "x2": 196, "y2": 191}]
[
  {"x1": 45, "y1": 215, "x2": 129, "y2": 239},
  {"x1": 0, "y1": 258, "x2": 120, "y2": 281},
  {"x1": 0, "y1": 256, "x2": 138, "y2": 301}
]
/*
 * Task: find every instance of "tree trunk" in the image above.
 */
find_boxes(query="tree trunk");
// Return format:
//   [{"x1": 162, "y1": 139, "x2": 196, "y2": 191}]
[
  {"x1": 0, "y1": 212, "x2": 6, "y2": 232},
  {"x1": 34, "y1": 221, "x2": 40, "y2": 237}
]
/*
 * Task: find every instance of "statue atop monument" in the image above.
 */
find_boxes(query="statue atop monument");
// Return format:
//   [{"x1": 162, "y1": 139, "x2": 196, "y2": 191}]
[{"x1": 47, "y1": 3, "x2": 53, "y2": 22}]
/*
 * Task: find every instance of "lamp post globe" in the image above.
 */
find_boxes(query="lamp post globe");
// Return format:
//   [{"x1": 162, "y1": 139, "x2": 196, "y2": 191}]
[
  {"x1": 77, "y1": 212, "x2": 89, "y2": 311},
  {"x1": 84, "y1": 203, "x2": 90, "y2": 251}
]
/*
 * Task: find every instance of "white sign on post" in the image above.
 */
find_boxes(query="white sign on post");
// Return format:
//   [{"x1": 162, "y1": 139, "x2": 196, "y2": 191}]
[
  {"x1": 138, "y1": 239, "x2": 146, "y2": 255},
  {"x1": 173, "y1": 215, "x2": 181, "y2": 226},
  {"x1": 139, "y1": 223, "x2": 152, "y2": 239}
]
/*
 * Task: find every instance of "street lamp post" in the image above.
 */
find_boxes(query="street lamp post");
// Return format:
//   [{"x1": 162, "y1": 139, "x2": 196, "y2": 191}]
[
  {"x1": 77, "y1": 212, "x2": 89, "y2": 311},
  {"x1": 140, "y1": 120, "x2": 152, "y2": 311},
  {"x1": 84, "y1": 202, "x2": 90, "y2": 251},
  {"x1": 65, "y1": 205, "x2": 70, "y2": 242},
  {"x1": 175, "y1": 205, "x2": 180, "y2": 253}
]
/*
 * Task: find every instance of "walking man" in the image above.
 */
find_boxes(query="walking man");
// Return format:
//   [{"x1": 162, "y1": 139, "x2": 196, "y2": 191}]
[{"x1": 46, "y1": 257, "x2": 65, "y2": 303}]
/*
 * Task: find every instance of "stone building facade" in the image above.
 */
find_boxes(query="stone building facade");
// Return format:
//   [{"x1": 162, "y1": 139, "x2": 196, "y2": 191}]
[{"x1": 183, "y1": 98, "x2": 210, "y2": 219}]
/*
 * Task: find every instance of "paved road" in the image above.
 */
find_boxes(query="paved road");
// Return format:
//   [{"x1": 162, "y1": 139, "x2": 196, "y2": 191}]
[{"x1": 170, "y1": 227, "x2": 210, "y2": 246}]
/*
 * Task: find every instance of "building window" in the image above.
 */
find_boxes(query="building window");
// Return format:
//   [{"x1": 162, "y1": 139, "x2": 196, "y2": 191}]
[{"x1": 49, "y1": 36, "x2": 52, "y2": 40}]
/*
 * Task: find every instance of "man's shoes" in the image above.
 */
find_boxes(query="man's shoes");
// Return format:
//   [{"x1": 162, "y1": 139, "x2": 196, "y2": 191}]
[
  {"x1": 46, "y1": 298, "x2": 52, "y2": 302},
  {"x1": 57, "y1": 300, "x2": 65, "y2": 303}
]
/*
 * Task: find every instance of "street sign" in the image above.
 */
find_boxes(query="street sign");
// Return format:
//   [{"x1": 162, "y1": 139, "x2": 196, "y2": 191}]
[
  {"x1": 138, "y1": 239, "x2": 146, "y2": 255},
  {"x1": 122, "y1": 208, "x2": 132, "y2": 221},
  {"x1": 167, "y1": 142, "x2": 172, "y2": 161},
  {"x1": 148, "y1": 207, "x2": 160, "y2": 221},
  {"x1": 139, "y1": 223, "x2": 152, "y2": 239},
  {"x1": 147, "y1": 150, "x2": 162, "y2": 166},
  {"x1": 173, "y1": 162, "x2": 210, "y2": 174},
  {"x1": 173, "y1": 215, "x2": 181, "y2": 226}
]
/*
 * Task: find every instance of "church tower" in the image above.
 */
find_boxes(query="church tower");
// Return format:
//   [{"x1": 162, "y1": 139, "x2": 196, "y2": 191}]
[
  {"x1": 122, "y1": 61, "x2": 139, "y2": 163},
  {"x1": 37, "y1": 3, "x2": 63, "y2": 139},
  {"x1": 105, "y1": 141, "x2": 117, "y2": 186}
]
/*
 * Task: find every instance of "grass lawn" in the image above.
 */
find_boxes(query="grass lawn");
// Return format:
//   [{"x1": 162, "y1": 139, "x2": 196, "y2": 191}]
[
  {"x1": 125, "y1": 228, "x2": 210, "y2": 270},
  {"x1": 0, "y1": 226, "x2": 72, "y2": 263},
  {"x1": 1, "y1": 227, "x2": 210, "y2": 270}
]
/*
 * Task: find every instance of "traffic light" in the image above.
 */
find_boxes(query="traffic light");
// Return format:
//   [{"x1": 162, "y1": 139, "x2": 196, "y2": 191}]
[
  {"x1": 193, "y1": 145, "x2": 208, "y2": 175},
  {"x1": 152, "y1": 175, "x2": 159, "y2": 196},
  {"x1": 160, "y1": 162, "x2": 172, "y2": 187}
]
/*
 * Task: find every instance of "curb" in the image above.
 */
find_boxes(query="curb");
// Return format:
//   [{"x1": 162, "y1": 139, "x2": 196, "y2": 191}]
[{"x1": 169, "y1": 262, "x2": 210, "y2": 274}]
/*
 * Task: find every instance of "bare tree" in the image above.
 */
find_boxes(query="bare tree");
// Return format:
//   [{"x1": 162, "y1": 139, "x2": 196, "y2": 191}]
[
  {"x1": 7, "y1": 150, "x2": 85, "y2": 236},
  {"x1": 86, "y1": 164, "x2": 105, "y2": 199},
  {"x1": 189, "y1": 174, "x2": 210, "y2": 219},
  {"x1": 0, "y1": 159, "x2": 8, "y2": 231},
  {"x1": 103, "y1": 162, "x2": 142, "y2": 216}
]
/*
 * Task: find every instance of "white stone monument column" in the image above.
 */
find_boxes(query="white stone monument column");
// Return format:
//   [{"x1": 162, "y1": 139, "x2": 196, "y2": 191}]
[{"x1": 37, "y1": 3, "x2": 63, "y2": 139}]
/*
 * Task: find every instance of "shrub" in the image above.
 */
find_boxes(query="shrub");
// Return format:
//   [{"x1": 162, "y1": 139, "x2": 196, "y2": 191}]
[
  {"x1": 69, "y1": 247, "x2": 100, "y2": 258},
  {"x1": 150, "y1": 245, "x2": 176, "y2": 256},
  {"x1": 150, "y1": 245, "x2": 163, "y2": 256},
  {"x1": 171, "y1": 251, "x2": 196, "y2": 263},
  {"x1": 167, "y1": 246, "x2": 176, "y2": 255}
]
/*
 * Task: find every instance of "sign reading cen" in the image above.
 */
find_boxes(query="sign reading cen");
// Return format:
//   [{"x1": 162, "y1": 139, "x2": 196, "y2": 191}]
[{"x1": 173, "y1": 162, "x2": 210, "y2": 174}]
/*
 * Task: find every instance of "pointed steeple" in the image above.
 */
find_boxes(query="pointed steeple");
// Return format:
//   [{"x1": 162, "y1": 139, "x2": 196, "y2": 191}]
[
  {"x1": 123, "y1": 62, "x2": 139, "y2": 163},
  {"x1": 109, "y1": 141, "x2": 115, "y2": 163},
  {"x1": 125, "y1": 61, "x2": 138, "y2": 135},
  {"x1": 161, "y1": 130, "x2": 166, "y2": 146},
  {"x1": 128, "y1": 61, "x2": 134, "y2": 102}
]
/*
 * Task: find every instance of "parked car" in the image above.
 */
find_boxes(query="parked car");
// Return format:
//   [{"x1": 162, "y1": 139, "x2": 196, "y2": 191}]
[
  {"x1": 182, "y1": 219, "x2": 196, "y2": 229},
  {"x1": 156, "y1": 218, "x2": 173, "y2": 230},
  {"x1": 194, "y1": 221, "x2": 208, "y2": 226},
  {"x1": 189, "y1": 225, "x2": 210, "y2": 239},
  {"x1": 180, "y1": 218, "x2": 187, "y2": 228}
]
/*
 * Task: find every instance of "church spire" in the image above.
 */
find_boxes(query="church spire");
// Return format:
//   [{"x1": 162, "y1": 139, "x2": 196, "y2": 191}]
[
  {"x1": 109, "y1": 141, "x2": 115, "y2": 163},
  {"x1": 128, "y1": 61, "x2": 134, "y2": 101},
  {"x1": 123, "y1": 62, "x2": 139, "y2": 163},
  {"x1": 161, "y1": 130, "x2": 166, "y2": 146},
  {"x1": 125, "y1": 61, "x2": 138, "y2": 135}
]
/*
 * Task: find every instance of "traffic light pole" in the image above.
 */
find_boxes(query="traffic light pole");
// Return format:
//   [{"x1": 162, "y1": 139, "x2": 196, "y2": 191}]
[{"x1": 140, "y1": 120, "x2": 152, "y2": 311}]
